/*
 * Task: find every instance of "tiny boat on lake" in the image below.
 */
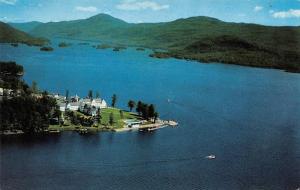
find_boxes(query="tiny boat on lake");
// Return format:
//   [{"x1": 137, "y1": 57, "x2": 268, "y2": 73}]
[{"x1": 205, "y1": 155, "x2": 216, "y2": 159}]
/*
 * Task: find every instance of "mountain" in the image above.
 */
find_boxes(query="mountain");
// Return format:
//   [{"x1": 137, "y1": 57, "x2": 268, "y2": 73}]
[
  {"x1": 17, "y1": 14, "x2": 300, "y2": 72},
  {"x1": 30, "y1": 14, "x2": 130, "y2": 40},
  {"x1": 0, "y1": 22, "x2": 47, "y2": 46},
  {"x1": 9, "y1": 21, "x2": 43, "y2": 33}
]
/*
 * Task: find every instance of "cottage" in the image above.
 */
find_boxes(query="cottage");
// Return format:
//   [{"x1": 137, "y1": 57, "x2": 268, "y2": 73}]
[
  {"x1": 67, "y1": 102, "x2": 80, "y2": 111},
  {"x1": 91, "y1": 98, "x2": 107, "y2": 109},
  {"x1": 78, "y1": 98, "x2": 107, "y2": 109}
]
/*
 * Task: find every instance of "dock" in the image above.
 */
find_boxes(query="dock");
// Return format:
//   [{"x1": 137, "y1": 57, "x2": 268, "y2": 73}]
[
  {"x1": 138, "y1": 120, "x2": 178, "y2": 131},
  {"x1": 113, "y1": 119, "x2": 178, "y2": 132}
]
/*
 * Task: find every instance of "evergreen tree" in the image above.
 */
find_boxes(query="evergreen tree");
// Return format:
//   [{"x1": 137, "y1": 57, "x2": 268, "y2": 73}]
[
  {"x1": 54, "y1": 108, "x2": 62, "y2": 125},
  {"x1": 120, "y1": 110, "x2": 124, "y2": 119},
  {"x1": 136, "y1": 101, "x2": 142, "y2": 115},
  {"x1": 111, "y1": 94, "x2": 117, "y2": 107},
  {"x1": 141, "y1": 103, "x2": 149, "y2": 119},
  {"x1": 128, "y1": 100, "x2": 135, "y2": 111},
  {"x1": 96, "y1": 91, "x2": 100, "y2": 99},
  {"x1": 65, "y1": 89, "x2": 69, "y2": 101},
  {"x1": 109, "y1": 112, "x2": 114, "y2": 126},
  {"x1": 148, "y1": 104, "x2": 155, "y2": 120},
  {"x1": 88, "y1": 90, "x2": 93, "y2": 100},
  {"x1": 154, "y1": 112, "x2": 159, "y2": 123},
  {"x1": 31, "y1": 81, "x2": 38, "y2": 94},
  {"x1": 97, "y1": 108, "x2": 102, "y2": 124}
]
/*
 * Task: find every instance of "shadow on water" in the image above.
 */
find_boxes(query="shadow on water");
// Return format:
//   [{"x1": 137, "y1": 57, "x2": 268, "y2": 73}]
[{"x1": 1, "y1": 133, "x2": 62, "y2": 146}]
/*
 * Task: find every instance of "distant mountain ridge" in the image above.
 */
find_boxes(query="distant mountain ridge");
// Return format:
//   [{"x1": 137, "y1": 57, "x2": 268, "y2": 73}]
[
  {"x1": 0, "y1": 22, "x2": 47, "y2": 46},
  {"x1": 9, "y1": 21, "x2": 43, "y2": 33},
  {"x1": 7, "y1": 14, "x2": 300, "y2": 72}
]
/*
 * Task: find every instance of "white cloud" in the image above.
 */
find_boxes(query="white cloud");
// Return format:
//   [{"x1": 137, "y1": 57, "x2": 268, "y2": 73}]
[
  {"x1": 272, "y1": 9, "x2": 300, "y2": 18},
  {"x1": 254, "y1": 6, "x2": 263, "y2": 12},
  {"x1": 75, "y1": 6, "x2": 98, "y2": 12},
  {"x1": 116, "y1": 0, "x2": 169, "y2": 11},
  {"x1": 0, "y1": 0, "x2": 17, "y2": 5}
]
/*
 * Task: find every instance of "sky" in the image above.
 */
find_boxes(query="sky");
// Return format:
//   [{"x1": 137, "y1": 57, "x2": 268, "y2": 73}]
[{"x1": 0, "y1": 0, "x2": 299, "y2": 26}]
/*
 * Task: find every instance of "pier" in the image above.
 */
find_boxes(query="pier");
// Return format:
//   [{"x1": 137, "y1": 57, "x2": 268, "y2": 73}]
[{"x1": 138, "y1": 120, "x2": 178, "y2": 131}]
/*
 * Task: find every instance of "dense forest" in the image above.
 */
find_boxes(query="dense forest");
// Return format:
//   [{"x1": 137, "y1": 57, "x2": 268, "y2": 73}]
[{"x1": 0, "y1": 61, "x2": 59, "y2": 134}]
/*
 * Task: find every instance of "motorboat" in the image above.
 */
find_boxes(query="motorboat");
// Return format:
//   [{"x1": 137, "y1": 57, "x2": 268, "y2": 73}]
[{"x1": 205, "y1": 155, "x2": 216, "y2": 159}]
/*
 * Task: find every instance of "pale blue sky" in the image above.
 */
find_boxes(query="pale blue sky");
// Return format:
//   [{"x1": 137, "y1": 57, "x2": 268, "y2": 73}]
[{"x1": 0, "y1": 0, "x2": 299, "y2": 26}]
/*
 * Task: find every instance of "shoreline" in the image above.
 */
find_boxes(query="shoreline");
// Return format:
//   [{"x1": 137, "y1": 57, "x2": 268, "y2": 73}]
[
  {"x1": 0, "y1": 120, "x2": 178, "y2": 136},
  {"x1": 2, "y1": 41, "x2": 299, "y2": 73},
  {"x1": 149, "y1": 51, "x2": 300, "y2": 74}
]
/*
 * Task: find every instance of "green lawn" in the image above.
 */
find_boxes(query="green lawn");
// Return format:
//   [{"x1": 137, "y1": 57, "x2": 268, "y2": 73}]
[
  {"x1": 100, "y1": 107, "x2": 139, "y2": 128},
  {"x1": 49, "y1": 107, "x2": 140, "y2": 131}
]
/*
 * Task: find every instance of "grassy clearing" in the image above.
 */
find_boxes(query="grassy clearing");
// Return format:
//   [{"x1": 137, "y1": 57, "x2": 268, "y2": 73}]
[
  {"x1": 100, "y1": 107, "x2": 139, "y2": 128},
  {"x1": 48, "y1": 107, "x2": 140, "y2": 132}
]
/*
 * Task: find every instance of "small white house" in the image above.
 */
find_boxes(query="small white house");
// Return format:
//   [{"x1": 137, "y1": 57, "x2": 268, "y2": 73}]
[
  {"x1": 91, "y1": 98, "x2": 107, "y2": 109},
  {"x1": 67, "y1": 102, "x2": 80, "y2": 111},
  {"x1": 78, "y1": 98, "x2": 107, "y2": 111}
]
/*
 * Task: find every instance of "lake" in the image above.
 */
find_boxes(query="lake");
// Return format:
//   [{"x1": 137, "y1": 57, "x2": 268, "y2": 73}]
[{"x1": 1, "y1": 42, "x2": 300, "y2": 190}]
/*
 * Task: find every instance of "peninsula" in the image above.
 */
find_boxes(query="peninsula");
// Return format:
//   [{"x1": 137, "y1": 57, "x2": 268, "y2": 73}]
[{"x1": 0, "y1": 62, "x2": 177, "y2": 136}]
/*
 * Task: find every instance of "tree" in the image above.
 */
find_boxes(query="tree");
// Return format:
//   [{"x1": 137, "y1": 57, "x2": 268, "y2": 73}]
[
  {"x1": 120, "y1": 110, "x2": 124, "y2": 119},
  {"x1": 42, "y1": 90, "x2": 48, "y2": 96},
  {"x1": 0, "y1": 62, "x2": 59, "y2": 134},
  {"x1": 135, "y1": 101, "x2": 158, "y2": 121},
  {"x1": 31, "y1": 81, "x2": 38, "y2": 93},
  {"x1": 111, "y1": 94, "x2": 117, "y2": 107},
  {"x1": 0, "y1": 95, "x2": 57, "y2": 134},
  {"x1": 136, "y1": 101, "x2": 142, "y2": 115},
  {"x1": 154, "y1": 112, "x2": 159, "y2": 123},
  {"x1": 88, "y1": 90, "x2": 93, "y2": 100},
  {"x1": 148, "y1": 104, "x2": 155, "y2": 121},
  {"x1": 128, "y1": 100, "x2": 135, "y2": 111},
  {"x1": 53, "y1": 108, "x2": 62, "y2": 125},
  {"x1": 96, "y1": 91, "x2": 100, "y2": 99},
  {"x1": 109, "y1": 112, "x2": 114, "y2": 126},
  {"x1": 141, "y1": 103, "x2": 149, "y2": 119},
  {"x1": 65, "y1": 89, "x2": 69, "y2": 101},
  {"x1": 97, "y1": 108, "x2": 102, "y2": 124}
]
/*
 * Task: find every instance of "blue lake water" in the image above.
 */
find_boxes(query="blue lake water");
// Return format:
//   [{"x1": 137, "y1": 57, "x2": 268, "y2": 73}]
[{"x1": 1, "y1": 42, "x2": 300, "y2": 190}]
